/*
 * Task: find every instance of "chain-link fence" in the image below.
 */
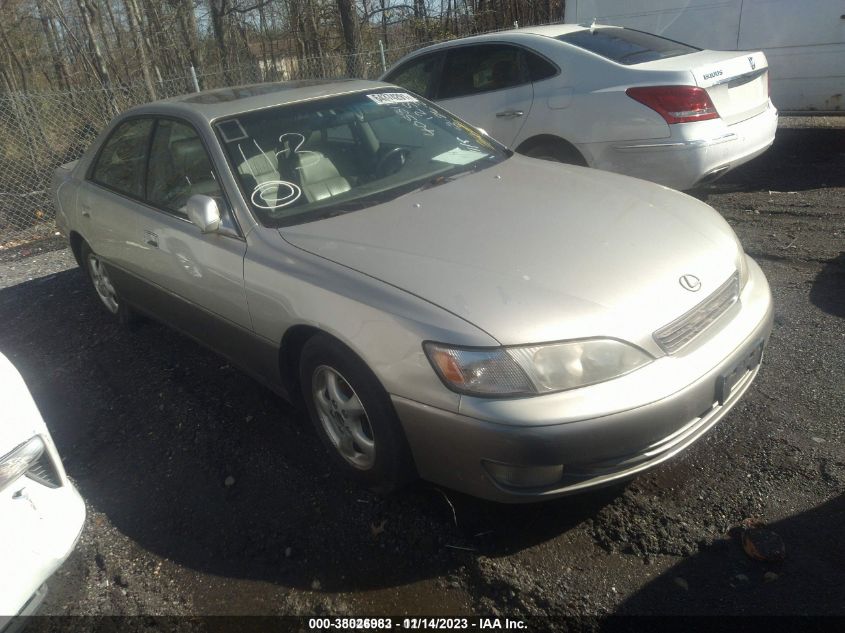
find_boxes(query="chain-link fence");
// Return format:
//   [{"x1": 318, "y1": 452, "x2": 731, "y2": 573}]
[{"x1": 0, "y1": 40, "x2": 424, "y2": 247}]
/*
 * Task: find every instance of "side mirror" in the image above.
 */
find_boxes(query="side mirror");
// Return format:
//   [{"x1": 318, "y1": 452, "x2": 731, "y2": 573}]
[{"x1": 186, "y1": 195, "x2": 221, "y2": 234}]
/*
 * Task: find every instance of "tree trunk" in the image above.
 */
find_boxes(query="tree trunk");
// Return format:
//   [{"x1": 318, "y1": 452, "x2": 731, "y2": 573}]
[
  {"x1": 0, "y1": 20, "x2": 30, "y2": 93},
  {"x1": 123, "y1": 0, "x2": 157, "y2": 99},
  {"x1": 102, "y1": 0, "x2": 132, "y2": 85},
  {"x1": 75, "y1": 0, "x2": 118, "y2": 112},
  {"x1": 140, "y1": 0, "x2": 168, "y2": 83},
  {"x1": 175, "y1": 0, "x2": 203, "y2": 79},
  {"x1": 380, "y1": 0, "x2": 388, "y2": 47},
  {"x1": 36, "y1": 0, "x2": 71, "y2": 91},
  {"x1": 209, "y1": 1, "x2": 232, "y2": 83},
  {"x1": 336, "y1": 0, "x2": 359, "y2": 77}
]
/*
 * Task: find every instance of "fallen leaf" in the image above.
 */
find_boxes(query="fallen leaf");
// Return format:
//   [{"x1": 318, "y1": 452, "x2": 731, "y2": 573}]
[
  {"x1": 370, "y1": 519, "x2": 387, "y2": 537},
  {"x1": 737, "y1": 519, "x2": 786, "y2": 562}
]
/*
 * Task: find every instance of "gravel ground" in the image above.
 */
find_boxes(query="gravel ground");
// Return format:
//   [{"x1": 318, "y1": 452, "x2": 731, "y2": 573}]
[{"x1": 1, "y1": 118, "x2": 842, "y2": 620}]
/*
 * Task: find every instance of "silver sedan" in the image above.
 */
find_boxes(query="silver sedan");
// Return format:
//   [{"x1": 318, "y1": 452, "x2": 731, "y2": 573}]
[{"x1": 52, "y1": 80, "x2": 773, "y2": 502}]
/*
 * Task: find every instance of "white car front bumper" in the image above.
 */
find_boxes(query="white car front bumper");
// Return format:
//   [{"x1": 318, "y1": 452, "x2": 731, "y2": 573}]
[
  {"x1": 0, "y1": 443, "x2": 85, "y2": 626},
  {"x1": 579, "y1": 102, "x2": 779, "y2": 190}
]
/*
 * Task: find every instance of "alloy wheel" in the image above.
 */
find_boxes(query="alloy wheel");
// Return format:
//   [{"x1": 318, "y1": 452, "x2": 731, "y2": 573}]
[{"x1": 311, "y1": 365, "x2": 376, "y2": 470}]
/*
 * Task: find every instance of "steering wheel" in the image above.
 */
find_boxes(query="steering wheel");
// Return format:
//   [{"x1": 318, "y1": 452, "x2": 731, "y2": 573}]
[{"x1": 375, "y1": 147, "x2": 411, "y2": 178}]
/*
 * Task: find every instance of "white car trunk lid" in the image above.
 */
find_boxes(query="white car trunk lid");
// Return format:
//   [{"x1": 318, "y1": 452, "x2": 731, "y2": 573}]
[{"x1": 640, "y1": 50, "x2": 769, "y2": 125}]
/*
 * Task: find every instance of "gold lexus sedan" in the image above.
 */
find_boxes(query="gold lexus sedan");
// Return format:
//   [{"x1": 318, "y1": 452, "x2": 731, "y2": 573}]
[{"x1": 53, "y1": 80, "x2": 773, "y2": 502}]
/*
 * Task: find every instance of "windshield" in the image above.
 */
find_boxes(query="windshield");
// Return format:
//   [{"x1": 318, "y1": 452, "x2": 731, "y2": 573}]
[
  {"x1": 215, "y1": 90, "x2": 508, "y2": 227},
  {"x1": 558, "y1": 27, "x2": 698, "y2": 65}
]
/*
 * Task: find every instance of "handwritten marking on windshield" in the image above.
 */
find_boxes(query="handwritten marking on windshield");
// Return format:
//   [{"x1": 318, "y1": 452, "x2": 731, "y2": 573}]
[
  {"x1": 390, "y1": 105, "x2": 435, "y2": 136},
  {"x1": 251, "y1": 180, "x2": 302, "y2": 210},
  {"x1": 277, "y1": 132, "x2": 320, "y2": 168}
]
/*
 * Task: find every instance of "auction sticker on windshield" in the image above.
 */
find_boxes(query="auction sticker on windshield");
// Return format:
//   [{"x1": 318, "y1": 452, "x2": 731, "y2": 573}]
[
  {"x1": 367, "y1": 92, "x2": 419, "y2": 105},
  {"x1": 432, "y1": 147, "x2": 488, "y2": 165}
]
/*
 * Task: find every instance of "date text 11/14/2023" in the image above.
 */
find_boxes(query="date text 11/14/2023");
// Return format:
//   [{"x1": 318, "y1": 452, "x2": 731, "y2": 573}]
[{"x1": 308, "y1": 618, "x2": 528, "y2": 630}]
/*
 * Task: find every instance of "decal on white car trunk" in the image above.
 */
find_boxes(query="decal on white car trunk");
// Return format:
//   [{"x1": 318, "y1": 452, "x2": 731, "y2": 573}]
[{"x1": 693, "y1": 52, "x2": 767, "y2": 87}]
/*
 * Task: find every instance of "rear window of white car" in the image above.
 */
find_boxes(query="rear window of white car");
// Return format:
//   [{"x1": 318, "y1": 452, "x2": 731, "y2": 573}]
[{"x1": 557, "y1": 27, "x2": 698, "y2": 65}]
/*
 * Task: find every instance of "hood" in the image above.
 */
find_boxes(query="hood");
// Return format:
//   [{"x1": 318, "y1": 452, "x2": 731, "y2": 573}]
[{"x1": 281, "y1": 157, "x2": 739, "y2": 347}]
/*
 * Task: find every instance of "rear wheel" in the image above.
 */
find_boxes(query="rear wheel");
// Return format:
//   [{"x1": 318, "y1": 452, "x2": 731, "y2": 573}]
[
  {"x1": 79, "y1": 241, "x2": 135, "y2": 327},
  {"x1": 299, "y1": 334, "x2": 414, "y2": 493},
  {"x1": 522, "y1": 141, "x2": 587, "y2": 166}
]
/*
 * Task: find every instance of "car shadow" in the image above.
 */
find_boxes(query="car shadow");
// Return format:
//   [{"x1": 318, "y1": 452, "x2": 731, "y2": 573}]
[
  {"x1": 809, "y1": 252, "x2": 845, "y2": 319},
  {"x1": 690, "y1": 127, "x2": 845, "y2": 200},
  {"x1": 0, "y1": 266, "x2": 621, "y2": 594},
  {"x1": 614, "y1": 493, "x2": 845, "y2": 615}
]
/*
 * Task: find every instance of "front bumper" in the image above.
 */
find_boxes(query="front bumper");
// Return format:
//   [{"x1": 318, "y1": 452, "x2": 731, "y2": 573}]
[
  {"x1": 579, "y1": 102, "x2": 778, "y2": 190},
  {"x1": 394, "y1": 258, "x2": 773, "y2": 503},
  {"x1": 0, "y1": 453, "x2": 85, "y2": 622}
]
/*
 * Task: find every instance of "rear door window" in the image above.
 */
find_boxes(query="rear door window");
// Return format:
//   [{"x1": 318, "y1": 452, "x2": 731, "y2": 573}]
[
  {"x1": 384, "y1": 53, "x2": 442, "y2": 98},
  {"x1": 558, "y1": 28, "x2": 698, "y2": 65},
  {"x1": 437, "y1": 45, "x2": 527, "y2": 99},
  {"x1": 90, "y1": 118, "x2": 153, "y2": 198},
  {"x1": 525, "y1": 51, "x2": 558, "y2": 82}
]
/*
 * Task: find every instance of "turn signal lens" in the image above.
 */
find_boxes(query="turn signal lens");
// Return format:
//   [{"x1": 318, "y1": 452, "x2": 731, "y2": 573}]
[
  {"x1": 423, "y1": 344, "x2": 534, "y2": 396},
  {"x1": 626, "y1": 86, "x2": 719, "y2": 124},
  {"x1": 429, "y1": 348, "x2": 465, "y2": 384}
]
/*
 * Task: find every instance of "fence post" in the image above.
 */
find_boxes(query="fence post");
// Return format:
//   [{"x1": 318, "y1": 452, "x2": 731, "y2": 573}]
[
  {"x1": 189, "y1": 65, "x2": 201, "y2": 93},
  {"x1": 378, "y1": 40, "x2": 387, "y2": 74}
]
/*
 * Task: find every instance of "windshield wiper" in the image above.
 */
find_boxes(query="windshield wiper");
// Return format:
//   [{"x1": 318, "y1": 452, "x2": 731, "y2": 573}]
[{"x1": 416, "y1": 162, "x2": 489, "y2": 192}]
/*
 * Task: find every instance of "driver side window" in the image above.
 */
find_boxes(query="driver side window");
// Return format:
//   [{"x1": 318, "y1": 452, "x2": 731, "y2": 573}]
[{"x1": 146, "y1": 119, "x2": 223, "y2": 217}]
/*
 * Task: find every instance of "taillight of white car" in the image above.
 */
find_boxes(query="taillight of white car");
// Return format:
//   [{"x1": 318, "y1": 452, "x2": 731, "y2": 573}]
[{"x1": 626, "y1": 85, "x2": 720, "y2": 124}]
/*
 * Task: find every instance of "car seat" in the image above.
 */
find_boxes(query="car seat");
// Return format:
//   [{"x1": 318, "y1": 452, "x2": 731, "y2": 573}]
[{"x1": 295, "y1": 152, "x2": 351, "y2": 202}]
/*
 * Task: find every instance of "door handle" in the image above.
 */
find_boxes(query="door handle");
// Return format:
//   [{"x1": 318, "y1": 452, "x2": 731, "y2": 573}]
[
  {"x1": 496, "y1": 110, "x2": 524, "y2": 118},
  {"x1": 81, "y1": 204, "x2": 91, "y2": 218},
  {"x1": 144, "y1": 230, "x2": 159, "y2": 248}
]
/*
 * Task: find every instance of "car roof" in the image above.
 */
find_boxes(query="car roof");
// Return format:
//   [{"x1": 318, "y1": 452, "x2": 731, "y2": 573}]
[
  {"x1": 123, "y1": 79, "x2": 394, "y2": 122},
  {"x1": 384, "y1": 23, "x2": 614, "y2": 65}
]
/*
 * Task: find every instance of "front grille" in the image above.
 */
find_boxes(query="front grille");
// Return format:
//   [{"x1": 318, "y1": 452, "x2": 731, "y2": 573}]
[
  {"x1": 654, "y1": 273, "x2": 739, "y2": 354},
  {"x1": 26, "y1": 451, "x2": 62, "y2": 488}
]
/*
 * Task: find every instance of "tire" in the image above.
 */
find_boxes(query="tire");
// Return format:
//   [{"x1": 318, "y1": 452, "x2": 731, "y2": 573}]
[
  {"x1": 522, "y1": 141, "x2": 587, "y2": 166},
  {"x1": 79, "y1": 241, "x2": 136, "y2": 327},
  {"x1": 299, "y1": 334, "x2": 414, "y2": 493}
]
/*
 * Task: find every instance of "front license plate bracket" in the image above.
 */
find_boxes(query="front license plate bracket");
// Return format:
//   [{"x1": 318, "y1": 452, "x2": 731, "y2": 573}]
[{"x1": 717, "y1": 340, "x2": 764, "y2": 405}]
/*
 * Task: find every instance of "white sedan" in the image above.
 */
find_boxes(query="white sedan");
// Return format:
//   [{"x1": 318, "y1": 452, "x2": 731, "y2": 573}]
[
  {"x1": 0, "y1": 352, "x2": 85, "y2": 626},
  {"x1": 382, "y1": 24, "x2": 778, "y2": 190}
]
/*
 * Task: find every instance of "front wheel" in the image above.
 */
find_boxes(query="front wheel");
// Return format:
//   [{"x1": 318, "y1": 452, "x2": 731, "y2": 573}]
[{"x1": 299, "y1": 334, "x2": 414, "y2": 493}]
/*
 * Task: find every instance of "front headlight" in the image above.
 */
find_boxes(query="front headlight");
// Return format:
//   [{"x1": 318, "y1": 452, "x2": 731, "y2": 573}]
[
  {"x1": 424, "y1": 339, "x2": 653, "y2": 397},
  {"x1": 0, "y1": 435, "x2": 45, "y2": 493}
]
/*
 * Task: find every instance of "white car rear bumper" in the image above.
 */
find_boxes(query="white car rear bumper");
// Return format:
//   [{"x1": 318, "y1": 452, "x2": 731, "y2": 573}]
[{"x1": 579, "y1": 102, "x2": 778, "y2": 190}]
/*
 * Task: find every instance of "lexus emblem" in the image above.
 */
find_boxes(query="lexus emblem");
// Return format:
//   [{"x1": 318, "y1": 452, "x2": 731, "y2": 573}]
[
  {"x1": 679, "y1": 274, "x2": 702, "y2": 292},
  {"x1": 748, "y1": 56, "x2": 756, "y2": 70}
]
